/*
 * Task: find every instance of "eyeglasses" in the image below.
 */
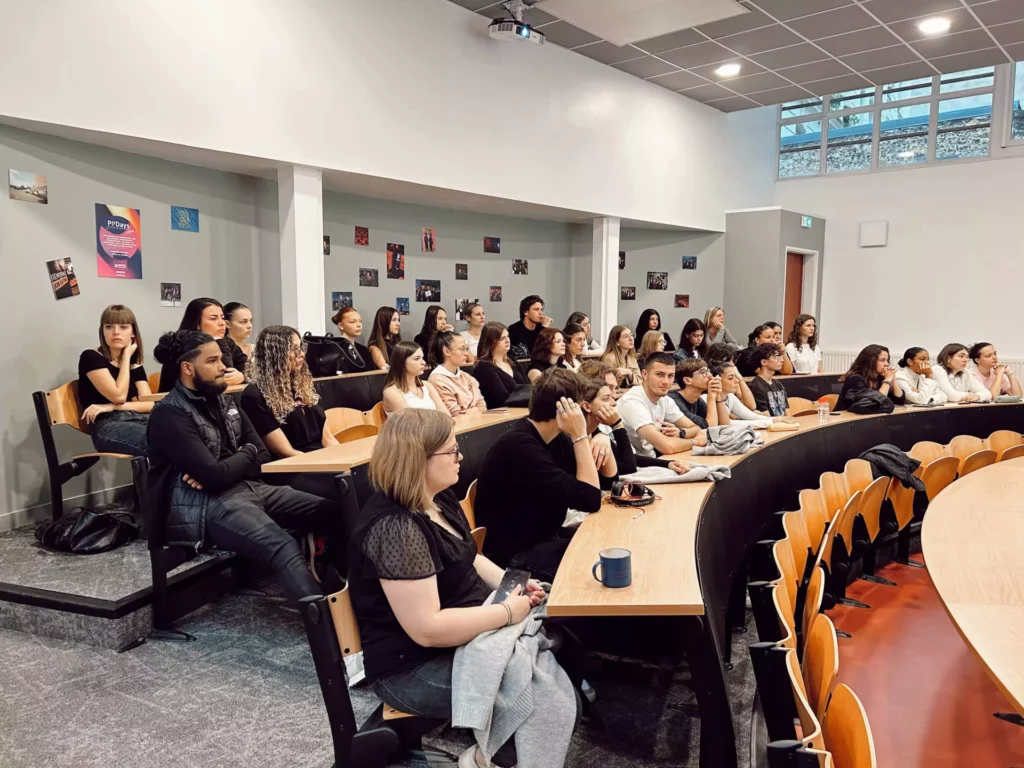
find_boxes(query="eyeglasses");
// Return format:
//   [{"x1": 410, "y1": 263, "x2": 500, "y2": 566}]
[
  {"x1": 697, "y1": 368, "x2": 710, "y2": 377},
  {"x1": 290, "y1": 342, "x2": 308, "y2": 355},
  {"x1": 429, "y1": 446, "x2": 462, "y2": 461}
]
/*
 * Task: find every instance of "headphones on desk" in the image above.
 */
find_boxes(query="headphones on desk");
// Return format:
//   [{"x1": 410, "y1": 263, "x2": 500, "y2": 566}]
[{"x1": 609, "y1": 480, "x2": 658, "y2": 508}]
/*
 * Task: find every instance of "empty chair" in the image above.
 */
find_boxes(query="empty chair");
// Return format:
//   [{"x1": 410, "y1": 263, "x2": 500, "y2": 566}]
[
  {"x1": 908, "y1": 441, "x2": 946, "y2": 468},
  {"x1": 947, "y1": 435, "x2": 991, "y2": 474},
  {"x1": 920, "y1": 456, "x2": 958, "y2": 502},
  {"x1": 823, "y1": 490, "x2": 868, "y2": 611},
  {"x1": 959, "y1": 449, "x2": 997, "y2": 477},
  {"x1": 335, "y1": 423, "x2": 380, "y2": 444},
  {"x1": 843, "y1": 458, "x2": 874, "y2": 495},
  {"x1": 787, "y1": 648, "x2": 824, "y2": 749},
  {"x1": 821, "y1": 684, "x2": 877, "y2": 768},
  {"x1": 820, "y1": 472, "x2": 849, "y2": 521},
  {"x1": 798, "y1": 488, "x2": 830, "y2": 555},
  {"x1": 364, "y1": 401, "x2": 386, "y2": 428},
  {"x1": 803, "y1": 613, "x2": 839, "y2": 723},
  {"x1": 801, "y1": 565, "x2": 826, "y2": 653},
  {"x1": 883, "y1": 477, "x2": 925, "y2": 569},
  {"x1": 775, "y1": 537, "x2": 800, "y2": 621},
  {"x1": 985, "y1": 429, "x2": 1023, "y2": 461},
  {"x1": 147, "y1": 370, "x2": 162, "y2": 393},
  {"x1": 325, "y1": 407, "x2": 369, "y2": 436},
  {"x1": 1001, "y1": 443, "x2": 1024, "y2": 462},
  {"x1": 783, "y1": 511, "x2": 814, "y2": 585},
  {"x1": 789, "y1": 397, "x2": 815, "y2": 416}
]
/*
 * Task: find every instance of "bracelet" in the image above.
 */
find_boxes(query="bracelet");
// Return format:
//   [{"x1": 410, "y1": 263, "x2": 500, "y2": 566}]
[
  {"x1": 611, "y1": 420, "x2": 624, "y2": 429},
  {"x1": 572, "y1": 434, "x2": 590, "y2": 445},
  {"x1": 502, "y1": 601, "x2": 513, "y2": 627}
]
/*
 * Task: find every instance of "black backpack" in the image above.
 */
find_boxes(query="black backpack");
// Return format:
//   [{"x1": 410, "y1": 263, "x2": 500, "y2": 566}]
[{"x1": 35, "y1": 507, "x2": 139, "y2": 554}]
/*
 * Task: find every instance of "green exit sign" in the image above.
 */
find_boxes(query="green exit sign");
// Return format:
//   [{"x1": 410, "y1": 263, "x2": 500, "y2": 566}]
[{"x1": 800, "y1": 215, "x2": 813, "y2": 228}]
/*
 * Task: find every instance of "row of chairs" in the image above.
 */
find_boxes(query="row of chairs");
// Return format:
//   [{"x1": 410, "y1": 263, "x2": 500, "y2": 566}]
[{"x1": 788, "y1": 395, "x2": 839, "y2": 417}]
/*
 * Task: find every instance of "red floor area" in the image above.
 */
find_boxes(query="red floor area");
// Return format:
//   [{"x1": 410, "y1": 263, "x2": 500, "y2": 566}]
[{"x1": 829, "y1": 560, "x2": 1024, "y2": 768}]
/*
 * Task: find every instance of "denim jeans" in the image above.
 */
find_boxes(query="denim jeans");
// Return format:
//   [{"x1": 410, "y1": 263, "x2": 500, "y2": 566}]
[{"x1": 92, "y1": 411, "x2": 149, "y2": 456}]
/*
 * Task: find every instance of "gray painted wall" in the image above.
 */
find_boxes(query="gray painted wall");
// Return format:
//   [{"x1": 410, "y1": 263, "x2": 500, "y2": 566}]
[{"x1": 0, "y1": 125, "x2": 268, "y2": 529}]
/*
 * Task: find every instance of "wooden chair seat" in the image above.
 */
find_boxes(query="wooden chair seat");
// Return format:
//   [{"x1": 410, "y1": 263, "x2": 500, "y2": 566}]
[
  {"x1": 382, "y1": 705, "x2": 416, "y2": 721},
  {"x1": 789, "y1": 397, "x2": 815, "y2": 414},
  {"x1": 959, "y1": 449, "x2": 997, "y2": 477},
  {"x1": 920, "y1": 456, "x2": 958, "y2": 501},
  {"x1": 365, "y1": 402, "x2": 386, "y2": 428},
  {"x1": 1001, "y1": 444, "x2": 1024, "y2": 462},
  {"x1": 803, "y1": 613, "x2": 839, "y2": 723},
  {"x1": 334, "y1": 423, "x2": 380, "y2": 444},
  {"x1": 460, "y1": 479, "x2": 479, "y2": 529},
  {"x1": 908, "y1": 441, "x2": 946, "y2": 468},
  {"x1": 325, "y1": 407, "x2": 370, "y2": 436},
  {"x1": 73, "y1": 451, "x2": 134, "y2": 461},
  {"x1": 821, "y1": 683, "x2": 877, "y2": 768},
  {"x1": 820, "y1": 472, "x2": 849, "y2": 521}
]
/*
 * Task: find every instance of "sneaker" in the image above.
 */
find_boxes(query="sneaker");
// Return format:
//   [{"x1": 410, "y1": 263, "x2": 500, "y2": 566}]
[{"x1": 458, "y1": 746, "x2": 503, "y2": 768}]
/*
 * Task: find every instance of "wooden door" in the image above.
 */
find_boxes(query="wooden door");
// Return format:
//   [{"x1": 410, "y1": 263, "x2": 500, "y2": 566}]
[{"x1": 784, "y1": 251, "x2": 804, "y2": 333}]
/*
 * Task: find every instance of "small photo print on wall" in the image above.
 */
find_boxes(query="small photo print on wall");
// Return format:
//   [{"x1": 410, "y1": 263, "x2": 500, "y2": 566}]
[
  {"x1": 416, "y1": 279, "x2": 441, "y2": 302},
  {"x1": 618, "y1": 251, "x2": 626, "y2": 270},
  {"x1": 47, "y1": 258, "x2": 80, "y2": 300},
  {"x1": 621, "y1": 286, "x2": 636, "y2": 301},
  {"x1": 455, "y1": 298, "x2": 479, "y2": 321},
  {"x1": 323, "y1": 236, "x2": 331, "y2": 256},
  {"x1": 512, "y1": 259, "x2": 528, "y2": 275},
  {"x1": 170, "y1": 206, "x2": 199, "y2": 232},
  {"x1": 386, "y1": 244, "x2": 405, "y2": 279},
  {"x1": 332, "y1": 291, "x2": 353, "y2": 311},
  {"x1": 359, "y1": 268, "x2": 378, "y2": 287},
  {"x1": 422, "y1": 227, "x2": 436, "y2": 253},
  {"x1": 161, "y1": 282, "x2": 182, "y2": 307},
  {"x1": 354, "y1": 226, "x2": 369, "y2": 246},
  {"x1": 484, "y1": 237, "x2": 501, "y2": 254},
  {"x1": 490, "y1": 286, "x2": 502, "y2": 302},
  {"x1": 674, "y1": 294, "x2": 690, "y2": 309},
  {"x1": 647, "y1": 271, "x2": 668, "y2": 290},
  {"x1": 455, "y1": 263, "x2": 468, "y2": 280},
  {"x1": 8, "y1": 170, "x2": 47, "y2": 204},
  {"x1": 681, "y1": 256, "x2": 697, "y2": 270},
  {"x1": 396, "y1": 297, "x2": 410, "y2": 315}
]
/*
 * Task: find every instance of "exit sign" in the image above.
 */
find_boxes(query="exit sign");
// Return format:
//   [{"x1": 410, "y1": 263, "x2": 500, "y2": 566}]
[{"x1": 800, "y1": 215, "x2": 813, "y2": 228}]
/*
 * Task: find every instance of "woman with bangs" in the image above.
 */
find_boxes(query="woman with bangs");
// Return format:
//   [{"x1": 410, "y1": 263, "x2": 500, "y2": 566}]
[{"x1": 78, "y1": 304, "x2": 154, "y2": 456}]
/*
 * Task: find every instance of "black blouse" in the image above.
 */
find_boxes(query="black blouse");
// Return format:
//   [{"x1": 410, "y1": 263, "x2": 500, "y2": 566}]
[
  {"x1": 348, "y1": 489, "x2": 491, "y2": 681},
  {"x1": 835, "y1": 373, "x2": 906, "y2": 411},
  {"x1": 335, "y1": 339, "x2": 372, "y2": 374},
  {"x1": 474, "y1": 359, "x2": 528, "y2": 408},
  {"x1": 78, "y1": 350, "x2": 148, "y2": 407},
  {"x1": 239, "y1": 383, "x2": 326, "y2": 453}
]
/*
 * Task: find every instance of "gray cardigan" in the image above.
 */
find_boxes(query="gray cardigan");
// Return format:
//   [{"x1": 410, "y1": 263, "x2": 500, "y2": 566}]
[{"x1": 708, "y1": 325, "x2": 741, "y2": 349}]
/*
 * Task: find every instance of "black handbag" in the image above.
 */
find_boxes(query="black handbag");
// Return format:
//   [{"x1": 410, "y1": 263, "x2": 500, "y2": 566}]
[
  {"x1": 303, "y1": 332, "x2": 345, "y2": 377},
  {"x1": 35, "y1": 507, "x2": 139, "y2": 554},
  {"x1": 847, "y1": 388, "x2": 895, "y2": 415},
  {"x1": 504, "y1": 383, "x2": 534, "y2": 408}
]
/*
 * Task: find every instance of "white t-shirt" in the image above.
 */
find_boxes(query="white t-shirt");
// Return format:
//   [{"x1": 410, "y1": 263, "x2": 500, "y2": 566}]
[
  {"x1": 703, "y1": 392, "x2": 772, "y2": 428},
  {"x1": 617, "y1": 385, "x2": 685, "y2": 457},
  {"x1": 785, "y1": 342, "x2": 822, "y2": 375},
  {"x1": 460, "y1": 330, "x2": 481, "y2": 358}
]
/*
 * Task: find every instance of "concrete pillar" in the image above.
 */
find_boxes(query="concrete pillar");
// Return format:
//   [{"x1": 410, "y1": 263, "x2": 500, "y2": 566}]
[
  {"x1": 590, "y1": 216, "x2": 620, "y2": 344},
  {"x1": 277, "y1": 165, "x2": 325, "y2": 335}
]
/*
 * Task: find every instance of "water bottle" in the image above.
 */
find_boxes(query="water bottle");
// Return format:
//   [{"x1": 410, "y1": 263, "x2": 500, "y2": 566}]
[{"x1": 817, "y1": 398, "x2": 830, "y2": 424}]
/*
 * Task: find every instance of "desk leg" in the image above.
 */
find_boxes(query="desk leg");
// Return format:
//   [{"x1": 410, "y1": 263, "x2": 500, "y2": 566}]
[{"x1": 683, "y1": 615, "x2": 737, "y2": 768}]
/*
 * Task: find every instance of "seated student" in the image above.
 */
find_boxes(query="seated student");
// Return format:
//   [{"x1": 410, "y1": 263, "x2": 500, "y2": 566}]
[
  {"x1": 637, "y1": 330, "x2": 666, "y2": 368},
  {"x1": 706, "y1": 342, "x2": 758, "y2": 412},
  {"x1": 601, "y1": 325, "x2": 641, "y2": 387},
  {"x1": 223, "y1": 302, "x2": 254, "y2": 358},
  {"x1": 241, "y1": 326, "x2": 340, "y2": 499},
  {"x1": 427, "y1": 331, "x2": 486, "y2": 416},
  {"x1": 703, "y1": 307, "x2": 741, "y2": 349},
  {"x1": 836, "y1": 344, "x2": 905, "y2": 411},
  {"x1": 668, "y1": 358, "x2": 728, "y2": 429},
  {"x1": 674, "y1": 318, "x2": 708, "y2": 361},
  {"x1": 367, "y1": 306, "x2": 402, "y2": 370},
  {"x1": 148, "y1": 330, "x2": 344, "y2": 603},
  {"x1": 736, "y1": 324, "x2": 776, "y2": 377},
  {"x1": 347, "y1": 409, "x2": 581, "y2": 768},
  {"x1": 617, "y1": 352, "x2": 707, "y2": 458},
  {"x1": 527, "y1": 328, "x2": 566, "y2": 383},
  {"x1": 708, "y1": 360, "x2": 774, "y2": 428},
  {"x1": 969, "y1": 342, "x2": 1022, "y2": 399},
  {"x1": 331, "y1": 306, "x2": 373, "y2": 374},
  {"x1": 634, "y1": 308, "x2": 675, "y2": 353},
  {"x1": 382, "y1": 341, "x2": 446, "y2": 415},
  {"x1": 459, "y1": 302, "x2": 486, "y2": 362},
  {"x1": 473, "y1": 322, "x2": 529, "y2": 409},
  {"x1": 747, "y1": 343, "x2": 791, "y2": 417},
  {"x1": 475, "y1": 369, "x2": 604, "y2": 580},
  {"x1": 894, "y1": 347, "x2": 948, "y2": 405},
  {"x1": 932, "y1": 343, "x2": 991, "y2": 403},
  {"x1": 413, "y1": 305, "x2": 452, "y2": 353},
  {"x1": 784, "y1": 314, "x2": 822, "y2": 375},
  {"x1": 561, "y1": 323, "x2": 587, "y2": 373},
  {"x1": 764, "y1": 321, "x2": 794, "y2": 374},
  {"x1": 507, "y1": 294, "x2": 551, "y2": 359},
  {"x1": 566, "y1": 311, "x2": 602, "y2": 355},
  {"x1": 78, "y1": 304, "x2": 153, "y2": 456},
  {"x1": 158, "y1": 298, "x2": 247, "y2": 391}
]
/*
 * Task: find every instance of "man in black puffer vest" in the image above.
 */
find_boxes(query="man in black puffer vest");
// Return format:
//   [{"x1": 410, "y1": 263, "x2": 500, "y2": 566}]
[{"x1": 148, "y1": 329, "x2": 341, "y2": 603}]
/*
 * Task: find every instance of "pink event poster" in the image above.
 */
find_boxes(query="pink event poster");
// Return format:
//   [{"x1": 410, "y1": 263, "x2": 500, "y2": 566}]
[{"x1": 95, "y1": 204, "x2": 143, "y2": 279}]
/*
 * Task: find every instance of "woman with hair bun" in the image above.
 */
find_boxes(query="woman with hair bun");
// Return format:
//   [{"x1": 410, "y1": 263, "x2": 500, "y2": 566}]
[{"x1": 894, "y1": 347, "x2": 947, "y2": 405}]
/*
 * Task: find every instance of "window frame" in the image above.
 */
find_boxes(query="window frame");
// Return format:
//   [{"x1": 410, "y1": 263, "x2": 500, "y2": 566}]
[
  {"x1": 777, "y1": 66, "x2": 1001, "y2": 180},
  {"x1": 1006, "y1": 61, "x2": 1024, "y2": 147}
]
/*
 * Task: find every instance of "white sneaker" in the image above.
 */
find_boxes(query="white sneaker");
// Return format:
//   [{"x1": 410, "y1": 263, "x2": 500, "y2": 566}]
[{"x1": 458, "y1": 745, "x2": 507, "y2": 768}]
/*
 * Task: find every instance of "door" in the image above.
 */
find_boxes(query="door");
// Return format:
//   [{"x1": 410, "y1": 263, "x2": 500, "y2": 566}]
[{"x1": 784, "y1": 251, "x2": 804, "y2": 333}]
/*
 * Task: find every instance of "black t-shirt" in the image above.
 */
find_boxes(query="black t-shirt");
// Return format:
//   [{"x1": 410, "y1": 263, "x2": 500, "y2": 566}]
[
  {"x1": 239, "y1": 384, "x2": 326, "y2": 453},
  {"x1": 348, "y1": 489, "x2": 491, "y2": 681},
  {"x1": 335, "y1": 339, "x2": 372, "y2": 374},
  {"x1": 748, "y1": 375, "x2": 789, "y2": 416},
  {"x1": 413, "y1": 333, "x2": 432, "y2": 354},
  {"x1": 78, "y1": 350, "x2": 148, "y2": 408},
  {"x1": 668, "y1": 390, "x2": 708, "y2": 429},
  {"x1": 507, "y1": 320, "x2": 542, "y2": 359},
  {"x1": 528, "y1": 358, "x2": 554, "y2": 378}
]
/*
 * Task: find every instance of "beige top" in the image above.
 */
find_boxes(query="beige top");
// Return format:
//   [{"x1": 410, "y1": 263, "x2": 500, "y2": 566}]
[{"x1": 428, "y1": 365, "x2": 486, "y2": 416}]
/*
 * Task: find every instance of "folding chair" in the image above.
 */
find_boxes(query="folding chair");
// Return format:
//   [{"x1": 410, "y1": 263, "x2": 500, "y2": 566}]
[
  {"x1": 821, "y1": 684, "x2": 877, "y2": 768},
  {"x1": 985, "y1": 430, "x2": 1022, "y2": 461},
  {"x1": 907, "y1": 441, "x2": 946, "y2": 468},
  {"x1": 1001, "y1": 444, "x2": 1024, "y2": 462},
  {"x1": 843, "y1": 460, "x2": 894, "y2": 586},
  {"x1": 325, "y1": 407, "x2": 370, "y2": 436},
  {"x1": 334, "y1": 424, "x2": 380, "y2": 444},
  {"x1": 789, "y1": 397, "x2": 816, "y2": 416},
  {"x1": 802, "y1": 613, "x2": 838, "y2": 723},
  {"x1": 364, "y1": 402, "x2": 386, "y2": 428},
  {"x1": 947, "y1": 435, "x2": 995, "y2": 476}
]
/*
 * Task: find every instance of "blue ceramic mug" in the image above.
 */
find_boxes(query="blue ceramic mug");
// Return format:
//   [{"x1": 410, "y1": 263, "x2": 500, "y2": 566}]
[{"x1": 592, "y1": 548, "x2": 632, "y2": 588}]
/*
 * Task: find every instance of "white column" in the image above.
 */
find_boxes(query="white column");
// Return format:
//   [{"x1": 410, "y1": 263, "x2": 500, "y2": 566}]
[
  {"x1": 277, "y1": 165, "x2": 325, "y2": 335},
  {"x1": 590, "y1": 216, "x2": 620, "y2": 344}
]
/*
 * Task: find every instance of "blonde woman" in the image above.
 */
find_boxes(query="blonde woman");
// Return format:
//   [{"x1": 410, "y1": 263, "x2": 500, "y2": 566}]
[
  {"x1": 601, "y1": 325, "x2": 641, "y2": 387},
  {"x1": 703, "y1": 307, "x2": 740, "y2": 349},
  {"x1": 381, "y1": 341, "x2": 446, "y2": 415},
  {"x1": 637, "y1": 330, "x2": 666, "y2": 367},
  {"x1": 347, "y1": 409, "x2": 580, "y2": 768}
]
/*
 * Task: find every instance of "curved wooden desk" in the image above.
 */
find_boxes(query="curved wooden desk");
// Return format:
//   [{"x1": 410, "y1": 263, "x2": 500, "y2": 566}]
[{"x1": 923, "y1": 459, "x2": 1024, "y2": 717}]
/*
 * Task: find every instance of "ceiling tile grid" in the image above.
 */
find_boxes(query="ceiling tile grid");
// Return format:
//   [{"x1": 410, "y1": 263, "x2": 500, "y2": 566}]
[{"x1": 448, "y1": 0, "x2": 1022, "y2": 111}]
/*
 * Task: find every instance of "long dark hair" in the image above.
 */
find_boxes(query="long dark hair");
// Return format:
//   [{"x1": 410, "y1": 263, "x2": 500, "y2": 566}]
[
  {"x1": 179, "y1": 297, "x2": 222, "y2": 332},
  {"x1": 786, "y1": 314, "x2": 818, "y2": 351},
  {"x1": 418, "y1": 305, "x2": 445, "y2": 345},
  {"x1": 562, "y1": 323, "x2": 585, "y2": 368},
  {"x1": 678, "y1": 318, "x2": 708, "y2": 358},
  {"x1": 840, "y1": 344, "x2": 890, "y2": 388},
  {"x1": 368, "y1": 306, "x2": 400, "y2": 358},
  {"x1": 383, "y1": 341, "x2": 425, "y2": 393},
  {"x1": 477, "y1": 322, "x2": 507, "y2": 364},
  {"x1": 428, "y1": 330, "x2": 458, "y2": 367},
  {"x1": 634, "y1": 309, "x2": 661, "y2": 350},
  {"x1": 532, "y1": 327, "x2": 564, "y2": 364},
  {"x1": 566, "y1": 312, "x2": 591, "y2": 343}
]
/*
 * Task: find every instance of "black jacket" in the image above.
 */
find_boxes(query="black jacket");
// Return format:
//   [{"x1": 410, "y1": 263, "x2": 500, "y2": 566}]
[
  {"x1": 147, "y1": 381, "x2": 270, "y2": 547},
  {"x1": 858, "y1": 444, "x2": 925, "y2": 492}
]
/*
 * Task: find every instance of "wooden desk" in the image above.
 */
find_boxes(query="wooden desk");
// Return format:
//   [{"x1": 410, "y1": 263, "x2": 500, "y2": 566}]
[
  {"x1": 262, "y1": 408, "x2": 528, "y2": 474},
  {"x1": 138, "y1": 383, "x2": 246, "y2": 403},
  {"x1": 922, "y1": 459, "x2": 1024, "y2": 717}
]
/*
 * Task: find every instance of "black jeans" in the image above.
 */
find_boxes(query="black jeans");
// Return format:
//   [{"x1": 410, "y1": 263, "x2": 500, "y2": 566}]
[
  {"x1": 204, "y1": 481, "x2": 340, "y2": 603},
  {"x1": 92, "y1": 411, "x2": 149, "y2": 456},
  {"x1": 372, "y1": 629, "x2": 584, "y2": 768}
]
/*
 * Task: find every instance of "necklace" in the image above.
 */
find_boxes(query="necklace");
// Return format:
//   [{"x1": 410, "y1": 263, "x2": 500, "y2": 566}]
[{"x1": 339, "y1": 338, "x2": 366, "y2": 369}]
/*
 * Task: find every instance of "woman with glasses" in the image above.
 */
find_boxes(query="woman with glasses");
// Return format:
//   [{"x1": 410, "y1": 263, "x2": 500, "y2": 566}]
[
  {"x1": 348, "y1": 409, "x2": 582, "y2": 768},
  {"x1": 601, "y1": 325, "x2": 641, "y2": 387},
  {"x1": 381, "y1": 341, "x2": 446, "y2": 415},
  {"x1": 703, "y1": 307, "x2": 740, "y2": 349},
  {"x1": 473, "y1": 322, "x2": 528, "y2": 409}
]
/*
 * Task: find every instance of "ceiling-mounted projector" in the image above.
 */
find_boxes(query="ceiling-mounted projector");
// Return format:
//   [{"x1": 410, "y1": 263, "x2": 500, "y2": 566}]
[{"x1": 488, "y1": 0, "x2": 545, "y2": 45}]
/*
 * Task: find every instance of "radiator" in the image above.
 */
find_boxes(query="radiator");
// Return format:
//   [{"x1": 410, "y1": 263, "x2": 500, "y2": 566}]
[{"x1": 822, "y1": 350, "x2": 1024, "y2": 380}]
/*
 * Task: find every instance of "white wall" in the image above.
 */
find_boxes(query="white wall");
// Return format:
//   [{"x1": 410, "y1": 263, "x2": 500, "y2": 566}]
[
  {"x1": 0, "y1": 125, "x2": 269, "y2": 529},
  {"x1": 0, "y1": 0, "x2": 776, "y2": 231},
  {"x1": 775, "y1": 157, "x2": 1024, "y2": 358}
]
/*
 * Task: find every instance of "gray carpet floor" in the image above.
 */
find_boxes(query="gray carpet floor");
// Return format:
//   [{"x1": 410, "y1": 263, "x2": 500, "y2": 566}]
[{"x1": 0, "y1": 585, "x2": 758, "y2": 768}]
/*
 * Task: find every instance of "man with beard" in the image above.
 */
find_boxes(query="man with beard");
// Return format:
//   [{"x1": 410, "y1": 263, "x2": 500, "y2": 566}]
[{"x1": 148, "y1": 330, "x2": 342, "y2": 603}]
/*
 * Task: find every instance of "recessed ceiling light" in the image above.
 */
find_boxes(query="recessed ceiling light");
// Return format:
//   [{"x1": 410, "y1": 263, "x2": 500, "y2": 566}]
[
  {"x1": 715, "y1": 62, "x2": 742, "y2": 78},
  {"x1": 918, "y1": 17, "x2": 951, "y2": 36}
]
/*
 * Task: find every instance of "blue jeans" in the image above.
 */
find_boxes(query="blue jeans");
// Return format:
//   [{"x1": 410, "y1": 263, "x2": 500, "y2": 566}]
[{"x1": 92, "y1": 411, "x2": 149, "y2": 456}]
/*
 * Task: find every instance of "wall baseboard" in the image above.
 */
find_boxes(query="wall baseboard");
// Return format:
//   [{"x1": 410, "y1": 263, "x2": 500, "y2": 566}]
[{"x1": 0, "y1": 484, "x2": 134, "y2": 534}]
